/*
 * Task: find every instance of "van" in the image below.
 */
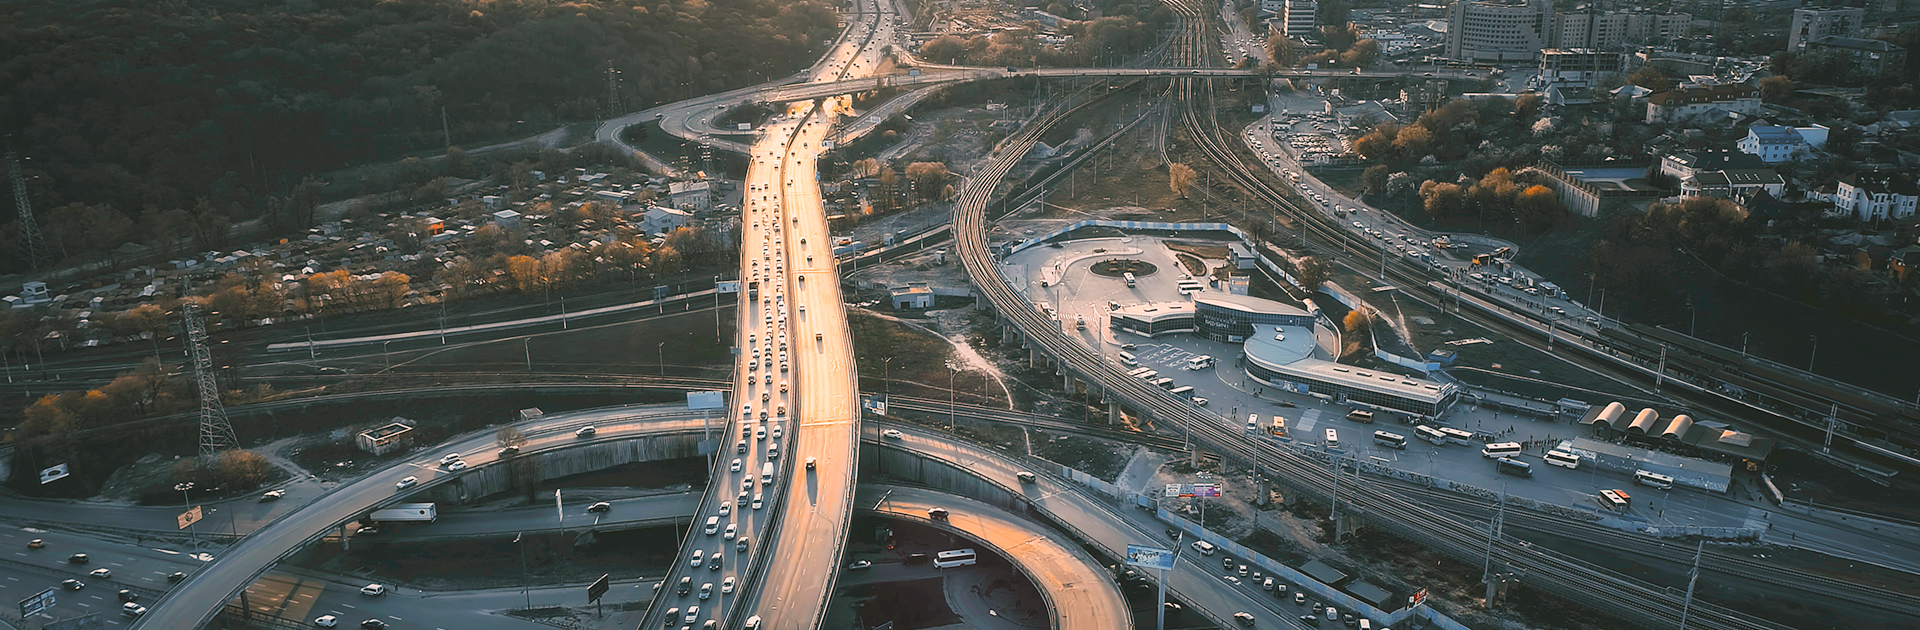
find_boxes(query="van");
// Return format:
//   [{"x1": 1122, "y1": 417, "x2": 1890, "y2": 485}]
[
  {"x1": 1190, "y1": 540, "x2": 1216, "y2": 555},
  {"x1": 1543, "y1": 449, "x2": 1580, "y2": 469},
  {"x1": 1324, "y1": 428, "x2": 1340, "y2": 448},
  {"x1": 678, "y1": 576, "x2": 692, "y2": 596},
  {"x1": 1016, "y1": 471, "x2": 1037, "y2": 484},
  {"x1": 704, "y1": 517, "x2": 720, "y2": 535},
  {"x1": 761, "y1": 462, "x2": 775, "y2": 485},
  {"x1": 1495, "y1": 457, "x2": 1533, "y2": 477},
  {"x1": 1119, "y1": 352, "x2": 1138, "y2": 366},
  {"x1": 1481, "y1": 442, "x2": 1522, "y2": 459},
  {"x1": 1247, "y1": 414, "x2": 1260, "y2": 434},
  {"x1": 1345, "y1": 410, "x2": 1374, "y2": 424},
  {"x1": 1634, "y1": 470, "x2": 1675, "y2": 490}
]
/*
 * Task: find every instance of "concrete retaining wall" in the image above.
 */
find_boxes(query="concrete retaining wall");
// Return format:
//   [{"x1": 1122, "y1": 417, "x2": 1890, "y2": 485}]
[
  {"x1": 866, "y1": 446, "x2": 1021, "y2": 511},
  {"x1": 427, "y1": 431, "x2": 707, "y2": 504}
]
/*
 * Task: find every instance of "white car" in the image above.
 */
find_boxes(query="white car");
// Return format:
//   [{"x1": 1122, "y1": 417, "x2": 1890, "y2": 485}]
[
  {"x1": 721, "y1": 576, "x2": 735, "y2": 594},
  {"x1": 90, "y1": 568, "x2": 111, "y2": 578},
  {"x1": 719, "y1": 503, "x2": 731, "y2": 516},
  {"x1": 394, "y1": 477, "x2": 417, "y2": 490},
  {"x1": 730, "y1": 458, "x2": 742, "y2": 473},
  {"x1": 881, "y1": 429, "x2": 903, "y2": 439},
  {"x1": 438, "y1": 453, "x2": 462, "y2": 466},
  {"x1": 445, "y1": 459, "x2": 467, "y2": 472},
  {"x1": 751, "y1": 493, "x2": 764, "y2": 510},
  {"x1": 315, "y1": 615, "x2": 340, "y2": 628},
  {"x1": 360, "y1": 584, "x2": 387, "y2": 596},
  {"x1": 690, "y1": 550, "x2": 705, "y2": 568}
]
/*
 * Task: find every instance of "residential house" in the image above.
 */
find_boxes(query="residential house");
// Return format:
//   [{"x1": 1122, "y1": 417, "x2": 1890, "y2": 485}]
[
  {"x1": 1834, "y1": 171, "x2": 1920, "y2": 222},
  {"x1": 1658, "y1": 149, "x2": 1766, "y2": 184},
  {"x1": 637, "y1": 206, "x2": 692, "y2": 236},
  {"x1": 1680, "y1": 168, "x2": 1785, "y2": 199},
  {"x1": 668, "y1": 180, "x2": 715, "y2": 213},
  {"x1": 1644, "y1": 84, "x2": 1762, "y2": 124},
  {"x1": 1546, "y1": 85, "x2": 1597, "y2": 107}
]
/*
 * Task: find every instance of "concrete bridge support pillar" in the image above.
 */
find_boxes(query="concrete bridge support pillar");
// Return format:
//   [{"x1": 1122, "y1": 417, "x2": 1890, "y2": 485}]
[
  {"x1": 1029, "y1": 346, "x2": 1043, "y2": 368},
  {"x1": 1063, "y1": 373, "x2": 1076, "y2": 395},
  {"x1": 1255, "y1": 477, "x2": 1272, "y2": 507},
  {"x1": 1108, "y1": 401, "x2": 1122, "y2": 424}
]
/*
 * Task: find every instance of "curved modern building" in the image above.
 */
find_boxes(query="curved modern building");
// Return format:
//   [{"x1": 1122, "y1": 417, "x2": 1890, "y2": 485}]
[{"x1": 1111, "y1": 292, "x2": 1459, "y2": 419}]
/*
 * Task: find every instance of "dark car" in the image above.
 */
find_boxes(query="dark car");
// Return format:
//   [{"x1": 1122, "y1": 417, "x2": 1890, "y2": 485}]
[
  {"x1": 62, "y1": 579, "x2": 84, "y2": 590},
  {"x1": 118, "y1": 589, "x2": 138, "y2": 602},
  {"x1": 1166, "y1": 528, "x2": 1182, "y2": 540},
  {"x1": 68, "y1": 553, "x2": 89, "y2": 564}
]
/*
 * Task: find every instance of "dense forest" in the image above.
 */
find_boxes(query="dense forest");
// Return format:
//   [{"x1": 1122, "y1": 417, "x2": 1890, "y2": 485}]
[{"x1": 0, "y1": 0, "x2": 838, "y2": 273}]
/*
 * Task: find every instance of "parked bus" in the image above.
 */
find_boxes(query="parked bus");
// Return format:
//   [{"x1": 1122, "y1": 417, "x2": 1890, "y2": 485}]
[
  {"x1": 933, "y1": 549, "x2": 978, "y2": 568},
  {"x1": 1413, "y1": 425, "x2": 1447, "y2": 445},
  {"x1": 1324, "y1": 428, "x2": 1340, "y2": 448},
  {"x1": 1372, "y1": 431, "x2": 1408, "y2": 450},
  {"x1": 1599, "y1": 489, "x2": 1631, "y2": 511},
  {"x1": 1185, "y1": 355, "x2": 1215, "y2": 370},
  {"x1": 1124, "y1": 272, "x2": 1136, "y2": 287},
  {"x1": 1437, "y1": 427, "x2": 1475, "y2": 445},
  {"x1": 1148, "y1": 377, "x2": 1175, "y2": 389},
  {"x1": 1270, "y1": 416, "x2": 1289, "y2": 437},
  {"x1": 1247, "y1": 414, "x2": 1261, "y2": 434},
  {"x1": 1634, "y1": 470, "x2": 1675, "y2": 490},
  {"x1": 1169, "y1": 385, "x2": 1196, "y2": 398},
  {"x1": 1119, "y1": 352, "x2": 1138, "y2": 366},
  {"x1": 1543, "y1": 449, "x2": 1581, "y2": 469}
]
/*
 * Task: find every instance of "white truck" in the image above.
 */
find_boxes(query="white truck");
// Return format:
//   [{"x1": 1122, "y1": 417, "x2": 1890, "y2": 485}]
[{"x1": 369, "y1": 503, "x2": 438, "y2": 523}]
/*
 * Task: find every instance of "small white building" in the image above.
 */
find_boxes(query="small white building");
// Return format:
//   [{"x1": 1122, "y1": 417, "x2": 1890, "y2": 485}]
[
  {"x1": 492, "y1": 209, "x2": 523, "y2": 229},
  {"x1": 638, "y1": 206, "x2": 692, "y2": 235},
  {"x1": 891, "y1": 285, "x2": 935, "y2": 310},
  {"x1": 1736, "y1": 125, "x2": 1827, "y2": 163},
  {"x1": 668, "y1": 180, "x2": 715, "y2": 212},
  {"x1": 482, "y1": 195, "x2": 505, "y2": 210}
]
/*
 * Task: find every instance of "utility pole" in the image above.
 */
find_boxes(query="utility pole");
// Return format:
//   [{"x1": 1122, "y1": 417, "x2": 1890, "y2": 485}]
[
  {"x1": 1679, "y1": 540, "x2": 1704, "y2": 629},
  {"x1": 7, "y1": 147, "x2": 50, "y2": 270},
  {"x1": 605, "y1": 60, "x2": 623, "y2": 118},
  {"x1": 440, "y1": 107, "x2": 452, "y2": 149}
]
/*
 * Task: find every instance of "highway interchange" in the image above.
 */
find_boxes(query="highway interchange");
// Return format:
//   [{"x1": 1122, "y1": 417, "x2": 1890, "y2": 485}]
[{"x1": 8, "y1": 1, "x2": 1914, "y2": 629}]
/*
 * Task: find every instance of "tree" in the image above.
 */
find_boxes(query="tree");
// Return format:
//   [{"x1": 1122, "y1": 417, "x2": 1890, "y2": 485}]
[
  {"x1": 1265, "y1": 35, "x2": 1297, "y2": 67},
  {"x1": 1297, "y1": 256, "x2": 1329, "y2": 290},
  {"x1": 212, "y1": 450, "x2": 271, "y2": 490},
  {"x1": 1418, "y1": 180, "x2": 1465, "y2": 219},
  {"x1": 1392, "y1": 125, "x2": 1432, "y2": 158},
  {"x1": 1361, "y1": 165, "x2": 1391, "y2": 197},
  {"x1": 1759, "y1": 76, "x2": 1794, "y2": 103},
  {"x1": 1628, "y1": 67, "x2": 1673, "y2": 92},
  {"x1": 904, "y1": 162, "x2": 951, "y2": 203},
  {"x1": 1168, "y1": 163, "x2": 1198, "y2": 198},
  {"x1": 923, "y1": 35, "x2": 968, "y2": 64},
  {"x1": 497, "y1": 426, "x2": 527, "y2": 448}
]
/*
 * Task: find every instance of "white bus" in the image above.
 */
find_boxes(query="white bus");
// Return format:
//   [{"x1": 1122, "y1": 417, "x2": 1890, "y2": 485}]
[
  {"x1": 1372, "y1": 431, "x2": 1408, "y2": 450},
  {"x1": 1436, "y1": 427, "x2": 1475, "y2": 446},
  {"x1": 1123, "y1": 273, "x2": 1136, "y2": 287},
  {"x1": 1480, "y1": 442, "x2": 1522, "y2": 459},
  {"x1": 1185, "y1": 355, "x2": 1215, "y2": 370},
  {"x1": 1148, "y1": 377, "x2": 1175, "y2": 389},
  {"x1": 1324, "y1": 428, "x2": 1340, "y2": 448},
  {"x1": 1413, "y1": 425, "x2": 1447, "y2": 445},
  {"x1": 1119, "y1": 352, "x2": 1138, "y2": 366},
  {"x1": 1634, "y1": 470, "x2": 1675, "y2": 490},
  {"x1": 1543, "y1": 449, "x2": 1581, "y2": 469},
  {"x1": 933, "y1": 549, "x2": 977, "y2": 568},
  {"x1": 1169, "y1": 385, "x2": 1196, "y2": 398}
]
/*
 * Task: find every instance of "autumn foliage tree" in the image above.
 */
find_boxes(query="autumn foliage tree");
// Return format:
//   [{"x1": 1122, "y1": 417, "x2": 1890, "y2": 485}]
[{"x1": 1168, "y1": 163, "x2": 1199, "y2": 198}]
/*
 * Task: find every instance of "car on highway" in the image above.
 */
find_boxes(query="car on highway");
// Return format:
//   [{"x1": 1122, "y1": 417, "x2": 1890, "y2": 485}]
[
  {"x1": 360, "y1": 620, "x2": 387, "y2": 630},
  {"x1": 730, "y1": 458, "x2": 742, "y2": 472},
  {"x1": 446, "y1": 459, "x2": 468, "y2": 472},
  {"x1": 848, "y1": 559, "x2": 872, "y2": 570},
  {"x1": 360, "y1": 584, "x2": 387, "y2": 596},
  {"x1": 438, "y1": 453, "x2": 462, "y2": 466},
  {"x1": 575, "y1": 426, "x2": 596, "y2": 437},
  {"x1": 699, "y1": 582, "x2": 712, "y2": 600},
  {"x1": 90, "y1": 568, "x2": 111, "y2": 578},
  {"x1": 1233, "y1": 612, "x2": 1254, "y2": 626},
  {"x1": 68, "y1": 553, "x2": 88, "y2": 564},
  {"x1": 394, "y1": 477, "x2": 417, "y2": 490},
  {"x1": 168, "y1": 571, "x2": 186, "y2": 583},
  {"x1": 882, "y1": 429, "x2": 903, "y2": 439},
  {"x1": 122, "y1": 602, "x2": 147, "y2": 617},
  {"x1": 499, "y1": 445, "x2": 520, "y2": 457},
  {"x1": 118, "y1": 589, "x2": 137, "y2": 602},
  {"x1": 684, "y1": 606, "x2": 701, "y2": 624},
  {"x1": 737, "y1": 537, "x2": 751, "y2": 552},
  {"x1": 26, "y1": 538, "x2": 43, "y2": 548},
  {"x1": 806, "y1": 456, "x2": 816, "y2": 469},
  {"x1": 314, "y1": 615, "x2": 339, "y2": 627},
  {"x1": 260, "y1": 489, "x2": 285, "y2": 502},
  {"x1": 751, "y1": 493, "x2": 763, "y2": 510},
  {"x1": 61, "y1": 579, "x2": 83, "y2": 590},
  {"x1": 588, "y1": 502, "x2": 612, "y2": 513},
  {"x1": 690, "y1": 549, "x2": 705, "y2": 568},
  {"x1": 1191, "y1": 541, "x2": 1216, "y2": 555}
]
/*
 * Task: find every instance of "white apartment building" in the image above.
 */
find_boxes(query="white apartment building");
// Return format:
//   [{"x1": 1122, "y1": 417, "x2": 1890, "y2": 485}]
[
  {"x1": 1444, "y1": 0, "x2": 1553, "y2": 63},
  {"x1": 1552, "y1": 9, "x2": 1691, "y2": 50},
  {"x1": 1283, "y1": 0, "x2": 1318, "y2": 38},
  {"x1": 1835, "y1": 171, "x2": 1919, "y2": 222},
  {"x1": 1789, "y1": 7, "x2": 1865, "y2": 52}
]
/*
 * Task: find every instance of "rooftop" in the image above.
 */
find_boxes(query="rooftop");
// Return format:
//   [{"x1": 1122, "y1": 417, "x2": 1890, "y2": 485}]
[
  {"x1": 1193, "y1": 292, "x2": 1309, "y2": 317},
  {"x1": 1242, "y1": 323, "x2": 1319, "y2": 366}
]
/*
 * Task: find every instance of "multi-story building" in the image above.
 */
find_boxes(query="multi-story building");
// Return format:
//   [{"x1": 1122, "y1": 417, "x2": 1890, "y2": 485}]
[
  {"x1": 1444, "y1": 0, "x2": 1553, "y2": 63},
  {"x1": 1804, "y1": 36, "x2": 1909, "y2": 77},
  {"x1": 1282, "y1": 0, "x2": 1318, "y2": 38},
  {"x1": 1551, "y1": 9, "x2": 1691, "y2": 50},
  {"x1": 1736, "y1": 125, "x2": 1829, "y2": 163},
  {"x1": 1539, "y1": 49, "x2": 1625, "y2": 86},
  {"x1": 1835, "y1": 171, "x2": 1919, "y2": 222},
  {"x1": 1788, "y1": 7, "x2": 1865, "y2": 52},
  {"x1": 1644, "y1": 84, "x2": 1762, "y2": 124}
]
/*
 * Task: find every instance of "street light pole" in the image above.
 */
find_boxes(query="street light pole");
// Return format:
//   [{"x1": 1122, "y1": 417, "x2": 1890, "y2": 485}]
[
  {"x1": 1808, "y1": 335, "x2": 1818, "y2": 373},
  {"x1": 515, "y1": 533, "x2": 531, "y2": 609},
  {"x1": 949, "y1": 367, "x2": 958, "y2": 432},
  {"x1": 658, "y1": 342, "x2": 667, "y2": 376}
]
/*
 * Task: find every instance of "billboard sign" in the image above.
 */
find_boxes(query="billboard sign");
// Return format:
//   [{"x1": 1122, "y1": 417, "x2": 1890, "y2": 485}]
[
  {"x1": 39, "y1": 463, "x2": 69, "y2": 484},
  {"x1": 1124, "y1": 544, "x2": 1177, "y2": 571},
  {"x1": 1165, "y1": 483, "x2": 1221, "y2": 498},
  {"x1": 715, "y1": 281, "x2": 742, "y2": 294},
  {"x1": 587, "y1": 574, "x2": 611, "y2": 603},
  {"x1": 176, "y1": 506, "x2": 203, "y2": 530},
  {"x1": 686, "y1": 391, "x2": 726, "y2": 410},
  {"x1": 861, "y1": 395, "x2": 888, "y2": 416},
  {"x1": 18, "y1": 587, "x2": 55, "y2": 617}
]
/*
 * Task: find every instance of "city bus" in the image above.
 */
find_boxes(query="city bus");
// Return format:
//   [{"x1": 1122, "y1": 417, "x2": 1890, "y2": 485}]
[
  {"x1": 1436, "y1": 427, "x2": 1475, "y2": 445},
  {"x1": 1185, "y1": 355, "x2": 1215, "y2": 370},
  {"x1": 1124, "y1": 272, "x2": 1136, "y2": 287},
  {"x1": 1413, "y1": 425, "x2": 1446, "y2": 445},
  {"x1": 1169, "y1": 385, "x2": 1196, "y2": 398},
  {"x1": 1270, "y1": 416, "x2": 1289, "y2": 437},
  {"x1": 933, "y1": 549, "x2": 977, "y2": 568},
  {"x1": 1119, "y1": 352, "x2": 1138, "y2": 366},
  {"x1": 1247, "y1": 414, "x2": 1261, "y2": 434},
  {"x1": 1372, "y1": 431, "x2": 1408, "y2": 450}
]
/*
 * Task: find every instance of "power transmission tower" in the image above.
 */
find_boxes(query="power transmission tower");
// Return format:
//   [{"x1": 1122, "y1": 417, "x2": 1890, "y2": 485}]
[
  {"x1": 185, "y1": 303, "x2": 238, "y2": 458},
  {"x1": 605, "y1": 60, "x2": 623, "y2": 118},
  {"x1": 7, "y1": 148, "x2": 50, "y2": 270}
]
